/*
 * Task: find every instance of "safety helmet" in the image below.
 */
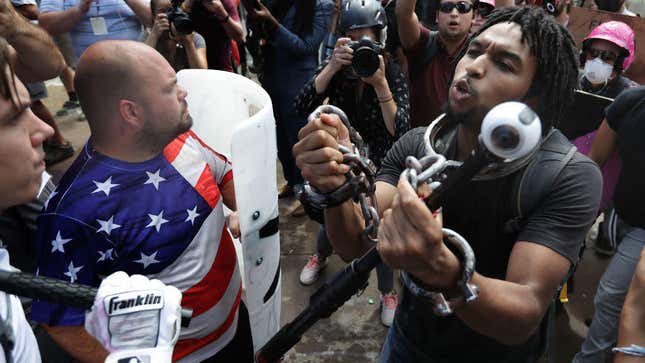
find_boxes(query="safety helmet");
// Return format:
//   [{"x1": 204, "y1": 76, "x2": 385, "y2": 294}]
[
  {"x1": 582, "y1": 21, "x2": 635, "y2": 71},
  {"x1": 339, "y1": 0, "x2": 388, "y2": 42}
]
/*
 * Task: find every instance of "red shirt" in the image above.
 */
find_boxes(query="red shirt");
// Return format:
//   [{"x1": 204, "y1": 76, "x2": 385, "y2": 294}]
[{"x1": 405, "y1": 26, "x2": 467, "y2": 128}]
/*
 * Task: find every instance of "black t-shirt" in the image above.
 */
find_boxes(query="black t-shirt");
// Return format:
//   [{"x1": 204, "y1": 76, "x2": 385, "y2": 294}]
[
  {"x1": 606, "y1": 86, "x2": 645, "y2": 228},
  {"x1": 376, "y1": 127, "x2": 602, "y2": 362}
]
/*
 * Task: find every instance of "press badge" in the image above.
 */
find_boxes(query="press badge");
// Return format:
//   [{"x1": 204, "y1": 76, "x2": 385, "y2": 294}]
[{"x1": 90, "y1": 17, "x2": 108, "y2": 35}]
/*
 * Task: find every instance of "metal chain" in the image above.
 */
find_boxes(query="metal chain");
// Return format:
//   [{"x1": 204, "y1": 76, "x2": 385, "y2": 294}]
[
  {"x1": 399, "y1": 115, "x2": 479, "y2": 316},
  {"x1": 301, "y1": 107, "x2": 479, "y2": 315},
  {"x1": 304, "y1": 105, "x2": 380, "y2": 244}
]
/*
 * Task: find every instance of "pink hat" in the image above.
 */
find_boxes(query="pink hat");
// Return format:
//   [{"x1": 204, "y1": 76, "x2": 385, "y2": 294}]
[
  {"x1": 479, "y1": 0, "x2": 495, "y2": 6},
  {"x1": 583, "y1": 21, "x2": 636, "y2": 70}
]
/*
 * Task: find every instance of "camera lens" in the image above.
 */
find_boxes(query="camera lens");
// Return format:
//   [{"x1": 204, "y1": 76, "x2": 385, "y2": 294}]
[
  {"x1": 167, "y1": 8, "x2": 194, "y2": 35},
  {"x1": 173, "y1": 14, "x2": 194, "y2": 34},
  {"x1": 491, "y1": 125, "x2": 520, "y2": 151},
  {"x1": 352, "y1": 47, "x2": 380, "y2": 78}
]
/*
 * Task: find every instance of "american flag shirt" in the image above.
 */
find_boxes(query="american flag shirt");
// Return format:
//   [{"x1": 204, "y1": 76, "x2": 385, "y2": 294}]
[{"x1": 32, "y1": 130, "x2": 242, "y2": 362}]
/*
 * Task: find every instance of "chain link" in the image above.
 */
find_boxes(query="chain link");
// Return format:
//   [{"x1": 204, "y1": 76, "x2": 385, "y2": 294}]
[{"x1": 299, "y1": 107, "x2": 480, "y2": 315}]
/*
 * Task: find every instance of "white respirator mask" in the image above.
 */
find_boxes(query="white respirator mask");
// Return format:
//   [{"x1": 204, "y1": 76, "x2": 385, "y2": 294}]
[{"x1": 583, "y1": 57, "x2": 613, "y2": 84}]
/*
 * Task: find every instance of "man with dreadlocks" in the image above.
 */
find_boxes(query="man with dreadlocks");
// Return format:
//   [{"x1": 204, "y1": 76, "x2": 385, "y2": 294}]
[{"x1": 293, "y1": 6, "x2": 601, "y2": 362}]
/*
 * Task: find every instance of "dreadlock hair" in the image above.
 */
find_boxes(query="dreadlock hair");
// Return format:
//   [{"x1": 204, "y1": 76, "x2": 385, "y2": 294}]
[
  {"x1": 455, "y1": 6, "x2": 579, "y2": 133},
  {"x1": 0, "y1": 37, "x2": 19, "y2": 110}
]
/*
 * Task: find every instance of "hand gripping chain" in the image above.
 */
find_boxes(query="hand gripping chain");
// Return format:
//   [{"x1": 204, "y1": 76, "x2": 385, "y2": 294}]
[
  {"x1": 399, "y1": 124, "x2": 480, "y2": 316},
  {"x1": 298, "y1": 105, "x2": 381, "y2": 243},
  {"x1": 300, "y1": 107, "x2": 479, "y2": 316},
  {"x1": 259, "y1": 102, "x2": 541, "y2": 362}
]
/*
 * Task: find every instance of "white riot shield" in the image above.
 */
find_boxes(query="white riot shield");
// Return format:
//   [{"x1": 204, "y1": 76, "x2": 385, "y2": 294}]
[{"x1": 177, "y1": 70, "x2": 281, "y2": 353}]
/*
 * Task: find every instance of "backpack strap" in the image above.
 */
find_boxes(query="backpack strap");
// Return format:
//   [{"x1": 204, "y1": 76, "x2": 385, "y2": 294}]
[
  {"x1": 504, "y1": 129, "x2": 578, "y2": 235},
  {"x1": 502, "y1": 130, "x2": 578, "y2": 363}
]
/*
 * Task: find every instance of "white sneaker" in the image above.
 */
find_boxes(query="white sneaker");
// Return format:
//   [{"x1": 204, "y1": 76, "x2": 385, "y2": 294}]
[
  {"x1": 380, "y1": 291, "x2": 398, "y2": 327},
  {"x1": 299, "y1": 254, "x2": 326, "y2": 285}
]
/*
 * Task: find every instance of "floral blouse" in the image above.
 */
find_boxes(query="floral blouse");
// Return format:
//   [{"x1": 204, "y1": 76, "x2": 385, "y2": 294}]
[{"x1": 295, "y1": 60, "x2": 411, "y2": 167}]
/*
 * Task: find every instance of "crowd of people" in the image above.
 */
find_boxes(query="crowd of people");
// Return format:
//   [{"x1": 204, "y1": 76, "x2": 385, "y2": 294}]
[{"x1": 0, "y1": 0, "x2": 644, "y2": 360}]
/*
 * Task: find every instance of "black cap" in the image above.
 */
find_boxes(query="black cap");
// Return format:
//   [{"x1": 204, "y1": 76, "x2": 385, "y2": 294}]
[{"x1": 338, "y1": 0, "x2": 387, "y2": 34}]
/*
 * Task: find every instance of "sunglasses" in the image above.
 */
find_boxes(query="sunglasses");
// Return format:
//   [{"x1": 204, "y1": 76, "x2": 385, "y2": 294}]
[
  {"x1": 475, "y1": 4, "x2": 493, "y2": 17},
  {"x1": 586, "y1": 48, "x2": 618, "y2": 63},
  {"x1": 439, "y1": 1, "x2": 474, "y2": 13}
]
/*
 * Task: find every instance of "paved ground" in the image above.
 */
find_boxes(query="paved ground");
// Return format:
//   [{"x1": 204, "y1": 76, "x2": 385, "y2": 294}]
[{"x1": 42, "y1": 78, "x2": 612, "y2": 363}]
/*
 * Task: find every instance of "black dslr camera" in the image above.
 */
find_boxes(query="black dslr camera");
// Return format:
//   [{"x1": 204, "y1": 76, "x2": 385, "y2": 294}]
[
  {"x1": 166, "y1": 0, "x2": 194, "y2": 35},
  {"x1": 346, "y1": 36, "x2": 383, "y2": 78}
]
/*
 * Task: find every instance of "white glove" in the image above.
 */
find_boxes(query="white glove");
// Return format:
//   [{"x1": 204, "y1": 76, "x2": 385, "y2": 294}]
[{"x1": 85, "y1": 272, "x2": 182, "y2": 363}]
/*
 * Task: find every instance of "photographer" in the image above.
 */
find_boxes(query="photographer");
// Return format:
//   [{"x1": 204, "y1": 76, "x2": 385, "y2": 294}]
[
  {"x1": 295, "y1": 0, "x2": 409, "y2": 326},
  {"x1": 145, "y1": 0, "x2": 208, "y2": 70},
  {"x1": 295, "y1": 0, "x2": 410, "y2": 168},
  {"x1": 180, "y1": 0, "x2": 243, "y2": 71}
]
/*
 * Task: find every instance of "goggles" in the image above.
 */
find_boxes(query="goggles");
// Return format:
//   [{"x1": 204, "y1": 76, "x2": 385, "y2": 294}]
[{"x1": 586, "y1": 48, "x2": 619, "y2": 63}]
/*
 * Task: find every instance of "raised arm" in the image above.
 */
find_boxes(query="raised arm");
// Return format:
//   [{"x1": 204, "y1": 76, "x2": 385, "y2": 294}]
[
  {"x1": 361, "y1": 58, "x2": 410, "y2": 137},
  {"x1": 183, "y1": 38, "x2": 208, "y2": 69},
  {"x1": 1, "y1": 0, "x2": 65, "y2": 82},
  {"x1": 145, "y1": 12, "x2": 167, "y2": 47},
  {"x1": 294, "y1": 40, "x2": 350, "y2": 117},
  {"x1": 38, "y1": 0, "x2": 92, "y2": 35},
  {"x1": 314, "y1": 37, "x2": 351, "y2": 93},
  {"x1": 395, "y1": 0, "x2": 421, "y2": 50},
  {"x1": 193, "y1": 0, "x2": 244, "y2": 44},
  {"x1": 274, "y1": 0, "x2": 331, "y2": 55},
  {"x1": 588, "y1": 119, "x2": 617, "y2": 168},
  {"x1": 124, "y1": 0, "x2": 152, "y2": 27}
]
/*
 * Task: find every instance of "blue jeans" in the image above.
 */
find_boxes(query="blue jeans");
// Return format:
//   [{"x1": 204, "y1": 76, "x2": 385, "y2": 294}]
[
  {"x1": 573, "y1": 226, "x2": 645, "y2": 363},
  {"x1": 316, "y1": 225, "x2": 394, "y2": 293}
]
